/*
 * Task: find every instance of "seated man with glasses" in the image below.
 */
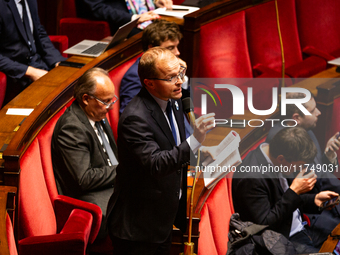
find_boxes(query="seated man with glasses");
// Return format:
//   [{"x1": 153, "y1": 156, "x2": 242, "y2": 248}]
[{"x1": 52, "y1": 67, "x2": 118, "y2": 240}]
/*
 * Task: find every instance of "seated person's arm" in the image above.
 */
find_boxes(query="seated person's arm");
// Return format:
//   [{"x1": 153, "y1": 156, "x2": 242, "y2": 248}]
[
  {"x1": 82, "y1": 0, "x2": 134, "y2": 26},
  {"x1": 234, "y1": 178, "x2": 304, "y2": 233}
]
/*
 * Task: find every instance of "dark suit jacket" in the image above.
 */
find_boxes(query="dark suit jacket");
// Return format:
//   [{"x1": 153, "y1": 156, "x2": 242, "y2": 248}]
[
  {"x1": 232, "y1": 146, "x2": 319, "y2": 238},
  {"x1": 107, "y1": 87, "x2": 192, "y2": 243},
  {"x1": 77, "y1": 0, "x2": 136, "y2": 35},
  {"x1": 52, "y1": 101, "x2": 117, "y2": 236},
  {"x1": 0, "y1": 0, "x2": 65, "y2": 79},
  {"x1": 119, "y1": 57, "x2": 140, "y2": 115}
]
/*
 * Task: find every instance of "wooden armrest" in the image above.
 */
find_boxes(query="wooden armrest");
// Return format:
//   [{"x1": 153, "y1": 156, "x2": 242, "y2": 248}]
[{"x1": 0, "y1": 186, "x2": 17, "y2": 255}]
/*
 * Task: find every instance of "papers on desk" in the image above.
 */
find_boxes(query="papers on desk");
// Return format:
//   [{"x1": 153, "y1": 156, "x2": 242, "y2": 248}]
[
  {"x1": 328, "y1": 57, "x2": 340, "y2": 66},
  {"x1": 154, "y1": 5, "x2": 199, "y2": 18},
  {"x1": 6, "y1": 108, "x2": 34, "y2": 116},
  {"x1": 201, "y1": 131, "x2": 242, "y2": 189}
]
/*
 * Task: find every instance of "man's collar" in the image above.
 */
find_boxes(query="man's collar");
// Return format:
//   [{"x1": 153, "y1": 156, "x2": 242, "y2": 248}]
[{"x1": 148, "y1": 91, "x2": 169, "y2": 113}]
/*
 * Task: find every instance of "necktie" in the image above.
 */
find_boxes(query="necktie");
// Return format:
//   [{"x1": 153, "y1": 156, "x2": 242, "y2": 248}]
[
  {"x1": 166, "y1": 101, "x2": 178, "y2": 145},
  {"x1": 95, "y1": 121, "x2": 118, "y2": 166},
  {"x1": 20, "y1": 0, "x2": 36, "y2": 54}
]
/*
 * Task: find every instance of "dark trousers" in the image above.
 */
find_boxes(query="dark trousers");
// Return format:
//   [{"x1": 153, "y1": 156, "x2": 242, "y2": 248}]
[
  {"x1": 110, "y1": 233, "x2": 172, "y2": 255},
  {"x1": 289, "y1": 229, "x2": 320, "y2": 254}
]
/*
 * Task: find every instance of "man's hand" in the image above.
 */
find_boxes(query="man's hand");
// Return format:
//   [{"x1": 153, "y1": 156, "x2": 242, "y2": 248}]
[
  {"x1": 290, "y1": 170, "x2": 317, "y2": 195},
  {"x1": 155, "y1": 0, "x2": 173, "y2": 8},
  {"x1": 200, "y1": 145, "x2": 218, "y2": 161},
  {"x1": 25, "y1": 66, "x2": 48, "y2": 81},
  {"x1": 325, "y1": 132, "x2": 340, "y2": 162},
  {"x1": 315, "y1": 191, "x2": 339, "y2": 208},
  {"x1": 193, "y1": 113, "x2": 215, "y2": 144},
  {"x1": 137, "y1": 11, "x2": 160, "y2": 23}
]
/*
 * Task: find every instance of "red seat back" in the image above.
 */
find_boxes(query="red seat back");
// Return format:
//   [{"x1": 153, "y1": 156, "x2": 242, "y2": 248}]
[
  {"x1": 0, "y1": 71, "x2": 6, "y2": 109},
  {"x1": 296, "y1": 0, "x2": 340, "y2": 58},
  {"x1": 245, "y1": 0, "x2": 302, "y2": 73},
  {"x1": 37, "y1": 104, "x2": 71, "y2": 203},
  {"x1": 199, "y1": 11, "x2": 252, "y2": 78},
  {"x1": 61, "y1": 0, "x2": 77, "y2": 18},
  {"x1": 197, "y1": 175, "x2": 234, "y2": 255},
  {"x1": 107, "y1": 53, "x2": 143, "y2": 140},
  {"x1": 19, "y1": 139, "x2": 57, "y2": 239},
  {"x1": 7, "y1": 213, "x2": 18, "y2": 255}
]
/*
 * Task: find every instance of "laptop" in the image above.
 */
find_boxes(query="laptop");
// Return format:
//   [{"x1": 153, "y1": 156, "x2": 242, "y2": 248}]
[{"x1": 63, "y1": 18, "x2": 139, "y2": 57}]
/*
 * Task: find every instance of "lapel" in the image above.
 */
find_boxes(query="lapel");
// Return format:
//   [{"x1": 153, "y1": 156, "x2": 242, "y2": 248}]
[
  {"x1": 71, "y1": 101, "x2": 111, "y2": 163},
  {"x1": 254, "y1": 146, "x2": 285, "y2": 194},
  {"x1": 140, "y1": 88, "x2": 176, "y2": 147},
  {"x1": 7, "y1": 0, "x2": 30, "y2": 47}
]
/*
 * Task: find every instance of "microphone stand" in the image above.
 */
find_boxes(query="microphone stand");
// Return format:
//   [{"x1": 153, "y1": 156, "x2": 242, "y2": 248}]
[{"x1": 180, "y1": 149, "x2": 200, "y2": 255}]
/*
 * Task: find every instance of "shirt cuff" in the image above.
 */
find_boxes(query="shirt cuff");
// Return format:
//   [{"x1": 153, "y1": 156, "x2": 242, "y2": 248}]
[
  {"x1": 131, "y1": 14, "x2": 139, "y2": 21},
  {"x1": 187, "y1": 135, "x2": 201, "y2": 154}
]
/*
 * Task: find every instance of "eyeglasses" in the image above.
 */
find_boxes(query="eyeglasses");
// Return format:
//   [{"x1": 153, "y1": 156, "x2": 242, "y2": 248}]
[
  {"x1": 148, "y1": 66, "x2": 186, "y2": 84},
  {"x1": 90, "y1": 94, "x2": 118, "y2": 109}
]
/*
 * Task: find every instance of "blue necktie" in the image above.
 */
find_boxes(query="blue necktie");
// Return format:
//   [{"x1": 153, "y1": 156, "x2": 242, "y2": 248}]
[{"x1": 166, "y1": 101, "x2": 177, "y2": 145}]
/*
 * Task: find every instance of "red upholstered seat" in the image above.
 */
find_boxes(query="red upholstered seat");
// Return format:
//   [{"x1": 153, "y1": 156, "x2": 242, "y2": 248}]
[
  {"x1": 199, "y1": 11, "x2": 253, "y2": 78},
  {"x1": 19, "y1": 115, "x2": 102, "y2": 254},
  {"x1": 0, "y1": 71, "x2": 6, "y2": 109},
  {"x1": 245, "y1": 0, "x2": 326, "y2": 78},
  {"x1": 296, "y1": 0, "x2": 340, "y2": 60},
  {"x1": 197, "y1": 204, "x2": 218, "y2": 255},
  {"x1": 49, "y1": 35, "x2": 69, "y2": 58},
  {"x1": 197, "y1": 176, "x2": 234, "y2": 255},
  {"x1": 107, "y1": 53, "x2": 143, "y2": 140},
  {"x1": 6, "y1": 213, "x2": 18, "y2": 255},
  {"x1": 59, "y1": 0, "x2": 110, "y2": 47}
]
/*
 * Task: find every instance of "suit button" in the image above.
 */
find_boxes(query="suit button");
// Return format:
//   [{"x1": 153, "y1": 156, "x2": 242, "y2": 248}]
[
  {"x1": 176, "y1": 191, "x2": 179, "y2": 197},
  {"x1": 177, "y1": 170, "x2": 181, "y2": 175}
]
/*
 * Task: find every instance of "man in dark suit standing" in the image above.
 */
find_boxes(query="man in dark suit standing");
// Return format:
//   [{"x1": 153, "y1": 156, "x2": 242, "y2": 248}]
[
  {"x1": 233, "y1": 127, "x2": 339, "y2": 254},
  {"x1": 119, "y1": 19, "x2": 186, "y2": 115},
  {"x1": 107, "y1": 47, "x2": 215, "y2": 255},
  {"x1": 0, "y1": 0, "x2": 66, "y2": 104},
  {"x1": 52, "y1": 68, "x2": 118, "y2": 239}
]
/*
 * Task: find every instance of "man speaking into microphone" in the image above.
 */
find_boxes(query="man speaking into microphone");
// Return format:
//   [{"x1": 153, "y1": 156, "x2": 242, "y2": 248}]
[{"x1": 106, "y1": 47, "x2": 215, "y2": 255}]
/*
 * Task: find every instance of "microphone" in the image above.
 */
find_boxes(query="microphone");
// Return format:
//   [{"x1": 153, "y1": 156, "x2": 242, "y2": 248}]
[{"x1": 182, "y1": 97, "x2": 195, "y2": 128}]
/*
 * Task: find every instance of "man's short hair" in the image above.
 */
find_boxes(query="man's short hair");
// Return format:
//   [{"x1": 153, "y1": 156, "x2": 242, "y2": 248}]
[
  {"x1": 142, "y1": 19, "x2": 182, "y2": 51},
  {"x1": 285, "y1": 91, "x2": 315, "y2": 118},
  {"x1": 74, "y1": 67, "x2": 109, "y2": 103},
  {"x1": 138, "y1": 47, "x2": 176, "y2": 86},
  {"x1": 269, "y1": 127, "x2": 317, "y2": 163}
]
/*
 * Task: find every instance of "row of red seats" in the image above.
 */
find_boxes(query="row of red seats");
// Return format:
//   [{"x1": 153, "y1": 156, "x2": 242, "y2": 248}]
[
  {"x1": 193, "y1": 0, "x2": 340, "y2": 120},
  {"x1": 198, "y1": 0, "x2": 339, "y2": 79}
]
